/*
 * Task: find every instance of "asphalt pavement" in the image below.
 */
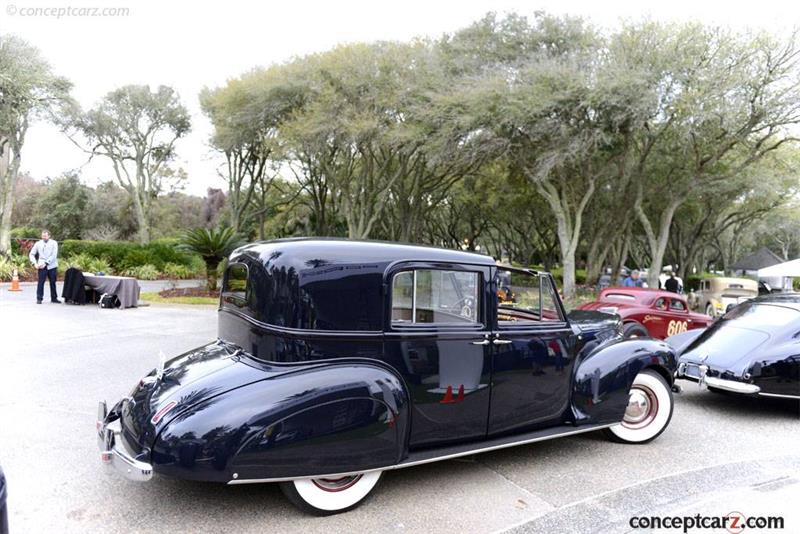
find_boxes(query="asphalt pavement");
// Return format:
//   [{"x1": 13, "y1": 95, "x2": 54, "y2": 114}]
[{"x1": 0, "y1": 281, "x2": 798, "y2": 533}]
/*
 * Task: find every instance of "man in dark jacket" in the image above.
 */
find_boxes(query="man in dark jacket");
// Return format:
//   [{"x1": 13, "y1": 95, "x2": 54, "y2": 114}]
[{"x1": 665, "y1": 272, "x2": 680, "y2": 293}]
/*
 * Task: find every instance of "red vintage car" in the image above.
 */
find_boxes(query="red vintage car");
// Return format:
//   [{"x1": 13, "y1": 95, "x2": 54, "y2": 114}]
[{"x1": 578, "y1": 288, "x2": 713, "y2": 339}]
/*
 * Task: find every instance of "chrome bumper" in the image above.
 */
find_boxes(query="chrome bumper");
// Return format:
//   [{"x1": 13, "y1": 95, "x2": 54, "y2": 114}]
[
  {"x1": 97, "y1": 401, "x2": 153, "y2": 482},
  {"x1": 677, "y1": 363, "x2": 761, "y2": 394}
]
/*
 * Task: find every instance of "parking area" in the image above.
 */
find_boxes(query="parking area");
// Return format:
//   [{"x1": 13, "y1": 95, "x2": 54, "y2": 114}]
[{"x1": 1, "y1": 284, "x2": 798, "y2": 534}]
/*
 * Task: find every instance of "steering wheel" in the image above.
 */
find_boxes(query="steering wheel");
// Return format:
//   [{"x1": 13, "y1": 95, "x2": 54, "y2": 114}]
[{"x1": 453, "y1": 296, "x2": 475, "y2": 319}]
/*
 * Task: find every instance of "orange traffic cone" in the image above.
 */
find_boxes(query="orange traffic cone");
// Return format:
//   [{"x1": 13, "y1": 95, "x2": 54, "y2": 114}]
[
  {"x1": 440, "y1": 385, "x2": 455, "y2": 404},
  {"x1": 457, "y1": 384, "x2": 465, "y2": 403},
  {"x1": 8, "y1": 269, "x2": 22, "y2": 292}
]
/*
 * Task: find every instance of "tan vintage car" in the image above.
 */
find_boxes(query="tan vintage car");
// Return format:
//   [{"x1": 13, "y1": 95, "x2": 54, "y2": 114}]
[{"x1": 689, "y1": 277, "x2": 758, "y2": 317}]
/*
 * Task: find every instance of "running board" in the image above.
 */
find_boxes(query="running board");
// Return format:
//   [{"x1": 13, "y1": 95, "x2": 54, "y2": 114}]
[{"x1": 228, "y1": 422, "x2": 614, "y2": 485}]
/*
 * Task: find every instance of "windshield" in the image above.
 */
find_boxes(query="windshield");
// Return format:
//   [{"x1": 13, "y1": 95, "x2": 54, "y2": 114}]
[{"x1": 719, "y1": 302, "x2": 799, "y2": 329}]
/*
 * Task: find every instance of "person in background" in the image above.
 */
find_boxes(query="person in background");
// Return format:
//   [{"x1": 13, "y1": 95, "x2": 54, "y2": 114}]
[
  {"x1": 29, "y1": 229, "x2": 61, "y2": 304},
  {"x1": 622, "y1": 269, "x2": 644, "y2": 288},
  {"x1": 665, "y1": 272, "x2": 680, "y2": 293},
  {"x1": 598, "y1": 268, "x2": 612, "y2": 290}
]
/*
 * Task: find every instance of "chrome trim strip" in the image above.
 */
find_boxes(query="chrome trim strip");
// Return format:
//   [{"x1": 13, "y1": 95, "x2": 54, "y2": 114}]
[
  {"x1": 758, "y1": 392, "x2": 800, "y2": 400},
  {"x1": 226, "y1": 423, "x2": 614, "y2": 485}
]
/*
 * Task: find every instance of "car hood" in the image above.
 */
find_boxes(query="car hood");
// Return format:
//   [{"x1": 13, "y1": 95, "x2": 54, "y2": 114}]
[
  {"x1": 679, "y1": 325, "x2": 771, "y2": 375},
  {"x1": 567, "y1": 310, "x2": 623, "y2": 347}
]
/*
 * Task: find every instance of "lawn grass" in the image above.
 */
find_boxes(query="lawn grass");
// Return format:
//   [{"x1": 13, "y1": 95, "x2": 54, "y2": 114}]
[{"x1": 139, "y1": 292, "x2": 219, "y2": 306}]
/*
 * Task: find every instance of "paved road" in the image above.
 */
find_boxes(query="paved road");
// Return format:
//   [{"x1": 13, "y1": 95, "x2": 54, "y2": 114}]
[{"x1": 1, "y1": 284, "x2": 798, "y2": 533}]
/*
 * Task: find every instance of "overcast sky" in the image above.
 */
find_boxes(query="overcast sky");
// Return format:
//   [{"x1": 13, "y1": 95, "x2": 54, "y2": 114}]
[{"x1": 2, "y1": 0, "x2": 798, "y2": 196}]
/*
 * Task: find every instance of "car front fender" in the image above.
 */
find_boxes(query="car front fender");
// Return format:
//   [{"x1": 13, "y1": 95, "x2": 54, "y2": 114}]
[
  {"x1": 150, "y1": 361, "x2": 410, "y2": 482},
  {"x1": 570, "y1": 338, "x2": 677, "y2": 425}
]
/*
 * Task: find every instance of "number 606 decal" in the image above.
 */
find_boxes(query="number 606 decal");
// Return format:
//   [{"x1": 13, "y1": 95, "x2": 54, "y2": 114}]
[{"x1": 667, "y1": 320, "x2": 688, "y2": 336}]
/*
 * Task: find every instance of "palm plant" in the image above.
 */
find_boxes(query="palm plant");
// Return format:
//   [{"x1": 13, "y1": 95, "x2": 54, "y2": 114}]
[{"x1": 179, "y1": 228, "x2": 245, "y2": 292}]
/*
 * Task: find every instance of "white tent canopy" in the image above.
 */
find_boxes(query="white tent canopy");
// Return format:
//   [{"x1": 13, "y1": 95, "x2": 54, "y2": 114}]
[{"x1": 757, "y1": 259, "x2": 800, "y2": 278}]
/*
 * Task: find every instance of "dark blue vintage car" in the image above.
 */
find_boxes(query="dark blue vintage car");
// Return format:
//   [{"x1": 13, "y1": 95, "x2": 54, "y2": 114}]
[
  {"x1": 98, "y1": 239, "x2": 678, "y2": 514},
  {"x1": 671, "y1": 294, "x2": 800, "y2": 399}
]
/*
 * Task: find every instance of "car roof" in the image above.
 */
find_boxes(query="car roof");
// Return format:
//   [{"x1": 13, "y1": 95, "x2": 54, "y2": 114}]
[
  {"x1": 231, "y1": 238, "x2": 497, "y2": 268},
  {"x1": 752, "y1": 292, "x2": 800, "y2": 310},
  {"x1": 600, "y1": 287, "x2": 685, "y2": 303},
  {"x1": 704, "y1": 277, "x2": 758, "y2": 289}
]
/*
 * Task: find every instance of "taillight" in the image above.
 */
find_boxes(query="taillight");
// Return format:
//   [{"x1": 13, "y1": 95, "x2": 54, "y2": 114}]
[{"x1": 150, "y1": 400, "x2": 178, "y2": 425}]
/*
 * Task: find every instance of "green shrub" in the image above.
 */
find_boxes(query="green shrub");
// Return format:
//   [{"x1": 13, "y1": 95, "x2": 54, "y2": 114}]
[
  {"x1": 0, "y1": 254, "x2": 32, "y2": 281},
  {"x1": 162, "y1": 262, "x2": 193, "y2": 279},
  {"x1": 62, "y1": 253, "x2": 113, "y2": 274},
  {"x1": 123, "y1": 264, "x2": 160, "y2": 280},
  {"x1": 187, "y1": 255, "x2": 205, "y2": 275},
  {"x1": 685, "y1": 276, "x2": 702, "y2": 292},
  {"x1": 549, "y1": 267, "x2": 587, "y2": 286},
  {"x1": 60, "y1": 239, "x2": 197, "y2": 271},
  {"x1": 0, "y1": 257, "x2": 15, "y2": 281},
  {"x1": 10, "y1": 227, "x2": 39, "y2": 239}
]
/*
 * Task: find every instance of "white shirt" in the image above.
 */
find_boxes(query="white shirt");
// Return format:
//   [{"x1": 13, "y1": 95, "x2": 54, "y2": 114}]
[{"x1": 29, "y1": 239, "x2": 59, "y2": 269}]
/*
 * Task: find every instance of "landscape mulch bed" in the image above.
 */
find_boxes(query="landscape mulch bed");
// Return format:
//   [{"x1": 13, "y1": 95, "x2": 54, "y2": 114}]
[{"x1": 158, "y1": 287, "x2": 219, "y2": 298}]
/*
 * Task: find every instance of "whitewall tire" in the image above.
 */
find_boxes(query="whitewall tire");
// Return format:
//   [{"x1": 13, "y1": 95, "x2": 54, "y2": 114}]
[
  {"x1": 604, "y1": 370, "x2": 673, "y2": 444},
  {"x1": 280, "y1": 471, "x2": 383, "y2": 515}
]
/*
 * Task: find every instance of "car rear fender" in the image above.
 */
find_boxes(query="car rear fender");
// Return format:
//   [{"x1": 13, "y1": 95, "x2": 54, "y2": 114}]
[
  {"x1": 570, "y1": 338, "x2": 677, "y2": 425},
  {"x1": 150, "y1": 361, "x2": 410, "y2": 482}
]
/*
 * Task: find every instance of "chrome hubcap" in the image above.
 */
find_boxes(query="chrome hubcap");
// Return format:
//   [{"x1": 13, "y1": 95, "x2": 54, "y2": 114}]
[
  {"x1": 625, "y1": 390, "x2": 649, "y2": 422},
  {"x1": 622, "y1": 386, "x2": 658, "y2": 429},
  {"x1": 311, "y1": 475, "x2": 362, "y2": 492}
]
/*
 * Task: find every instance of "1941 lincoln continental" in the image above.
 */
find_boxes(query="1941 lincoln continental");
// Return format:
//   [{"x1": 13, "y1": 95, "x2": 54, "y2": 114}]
[{"x1": 98, "y1": 239, "x2": 678, "y2": 514}]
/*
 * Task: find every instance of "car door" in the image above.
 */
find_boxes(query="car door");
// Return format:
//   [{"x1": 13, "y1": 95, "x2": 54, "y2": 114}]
[
  {"x1": 382, "y1": 262, "x2": 493, "y2": 449},
  {"x1": 646, "y1": 297, "x2": 670, "y2": 338},
  {"x1": 488, "y1": 267, "x2": 577, "y2": 435},
  {"x1": 664, "y1": 297, "x2": 691, "y2": 336}
]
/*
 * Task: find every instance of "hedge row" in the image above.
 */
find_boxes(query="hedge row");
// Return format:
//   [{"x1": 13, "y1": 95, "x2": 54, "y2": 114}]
[{"x1": 59, "y1": 239, "x2": 197, "y2": 271}]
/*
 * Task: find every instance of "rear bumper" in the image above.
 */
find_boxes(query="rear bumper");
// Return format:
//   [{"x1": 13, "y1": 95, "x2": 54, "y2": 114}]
[
  {"x1": 677, "y1": 362, "x2": 760, "y2": 394},
  {"x1": 97, "y1": 401, "x2": 153, "y2": 482}
]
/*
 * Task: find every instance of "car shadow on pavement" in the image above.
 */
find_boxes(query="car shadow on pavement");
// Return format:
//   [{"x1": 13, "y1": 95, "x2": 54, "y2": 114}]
[{"x1": 676, "y1": 386, "x2": 800, "y2": 418}]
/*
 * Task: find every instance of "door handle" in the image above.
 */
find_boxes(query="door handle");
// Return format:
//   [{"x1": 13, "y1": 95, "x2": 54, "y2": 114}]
[
  {"x1": 471, "y1": 339, "x2": 491, "y2": 345},
  {"x1": 493, "y1": 339, "x2": 513, "y2": 345}
]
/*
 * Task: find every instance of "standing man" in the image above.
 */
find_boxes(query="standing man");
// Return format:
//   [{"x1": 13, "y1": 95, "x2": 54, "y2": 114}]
[
  {"x1": 622, "y1": 270, "x2": 644, "y2": 288},
  {"x1": 29, "y1": 229, "x2": 61, "y2": 304},
  {"x1": 664, "y1": 272, "x2": 680, "y2": 293}
]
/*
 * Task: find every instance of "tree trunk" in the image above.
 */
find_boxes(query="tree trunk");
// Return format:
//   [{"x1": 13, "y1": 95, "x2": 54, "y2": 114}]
[
  {"x1": 206, "y1": 259, "x2": 220, "y2": 292},
  {"x1": 585, "y1": 237, "x2": 613, "y2": 286},
  {"x1": 132, "y1": 193, "x2": 150, "y2": 244},
  {"x1": 634, "y1": 183, "x2": 683, "y2": 288},
  {"x1": 611, "y1": 222, "x2": 632, "y2": 285},
  {"x1": 536, "y1": 176, "x2": 596, "y2": 299},
  {"x1": 0, "y1": 140, "x2": 22, "y2": 255}
]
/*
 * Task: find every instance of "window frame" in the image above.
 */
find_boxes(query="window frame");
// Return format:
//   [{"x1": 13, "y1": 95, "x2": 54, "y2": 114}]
[
  {"x1": 388, "y1": 264, "x2": 486, "y2": 332},
  {"x1": 496, "y1": 267, "x2": 568, "y2": 330},
  {"x1": 668, "y1": 298, "x2": 687, "y2": 312},
  {"x1": 221, "y1": 262, "x2": 250, "y2": 310}
]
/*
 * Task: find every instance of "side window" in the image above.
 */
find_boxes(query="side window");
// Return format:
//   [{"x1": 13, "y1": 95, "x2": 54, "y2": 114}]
[
  {"x1": 391, "y1": 269, "x2": 480, "y2": 325},
  {"x1": 222, "y1": 263, "x2": 248, "y2": 308},
  {"x1": 669, "y1": 299, "x2": 686, "y2": 312},
  {"x1": 541, "y1": 276, "x2": 563, "y2": 321},
  {"x1": 497, "y1": 269, "x2": 562, "y2": 323},
  {"x1": 654, "y1": 298, "x2": 667, "y2": 310}
]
